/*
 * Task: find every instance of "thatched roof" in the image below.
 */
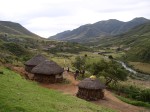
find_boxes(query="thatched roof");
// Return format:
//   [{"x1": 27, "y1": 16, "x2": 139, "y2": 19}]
[
  {"x1": 25, "y1": 54, "x2": 47, "y2": 66},
  {"x1": 31, "y1": 60, "x2": 64, "y2": 75},
  {"x1": 78, "y1": 78, "x2": 105, "y2": 89}
]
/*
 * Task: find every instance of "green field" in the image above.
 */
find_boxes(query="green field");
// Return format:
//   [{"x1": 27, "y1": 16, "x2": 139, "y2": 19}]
[
  {"x1": 0, "y1": 67, "x2": 115, "y2": 112},
  {"x1": 50, "y1": 52, "x2": 103, "y2": 70},
  {"x1": 129, "y1": 62, "x2": 150, "y2": 74}
]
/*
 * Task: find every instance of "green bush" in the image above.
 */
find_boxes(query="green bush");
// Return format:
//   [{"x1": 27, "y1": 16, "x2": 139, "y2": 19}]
[
  {"x1": 109, "y1": 83, "x2": 150, "y2": 103},
  {"x1": 139, "y1": 89, "x2": 150, "y2": 102},
  {"x1": 116, "y1": 95, "x2": 150, "y2": 108},
  {"x1": 3, "y1": 42, "x2": 27, "y2": 56}
]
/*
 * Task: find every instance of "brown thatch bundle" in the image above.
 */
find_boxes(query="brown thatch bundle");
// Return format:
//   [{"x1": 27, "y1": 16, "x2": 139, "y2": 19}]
[
  {"x1": 31, "y1": 60, "x2": 64, "y2": 75},
  {"x1": 78, "y1": 78, "x2": 105, "y2": 89},
  {"x1": 25, "y1": 54, "x2": 47, "y2": 66}
]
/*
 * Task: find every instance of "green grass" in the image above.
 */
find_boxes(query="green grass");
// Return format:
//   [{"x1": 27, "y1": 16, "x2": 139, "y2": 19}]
[
  {"x1": 0, "y1": 67, "x2": 116, "y2": 112},
  {"x1": 51, "y1": 51, "x2": 103, "y2": 70},
  {"x1": 129, "y1": 62, "x2": 150, "y2": 74},
  {"x1": 116, "y1": 95, "x2": 150, "y2": 108}
]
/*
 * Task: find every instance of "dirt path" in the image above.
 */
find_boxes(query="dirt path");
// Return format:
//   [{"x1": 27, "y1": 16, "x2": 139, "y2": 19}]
[
  {"x1": 43, "y1": 71, "x2": 149, "y2": 112},
  {"x1": 13, "y1": 67, "x2": 149, "y2": 112},
  {"x1": 41, "y1": 71, "x2": 79, "y2": 95},
  {"x1": 93, "y1": 90, "x2": 149, "y2": 112}
]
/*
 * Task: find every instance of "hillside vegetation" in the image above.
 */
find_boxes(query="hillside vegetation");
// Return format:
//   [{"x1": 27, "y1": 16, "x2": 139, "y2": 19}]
[
  {"x1": 91, "y1": 22, "x2": 150, "y2": 63},
  {"x1": 114, "y1": 22, "x2": 150, "y2": 63},
  {"x1": 0, "y1": 21, "x2": 91, "y2": 65},
  {"x1": 0, "y1": 21, "x2": 43, "y2": 63},
  {"x1": 49, "y1": 17, "x2": 149, "y2": 43},
  {"x1": 0, "y1": 68, "x2": 115, "y2": 112},
  {"x1": 0, "y1": 21, "x2": 41, "y2": 38}
]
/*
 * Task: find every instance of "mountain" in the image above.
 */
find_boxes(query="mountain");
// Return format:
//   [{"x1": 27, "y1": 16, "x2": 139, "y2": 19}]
[
  {"x1": 0, "y1": 20, "x2": 48, "y2": 53},
  {"x1": 0, "y1": 21, "x2": 90, "y2": 64},
  {"x1": 96, "y1": 21, "x2": 150, "y2": 63},
  {"x1": 49, "y1": 17, "x2": 149, "y2": 43},
  {"x1": 116, "y1": 22, "x2": 150, "y2": 63},
  {"x1": 100, "y1": 21, "x2": 150, "y2": 46},
  {"x1": 0, "y1": 21, "x2": 44, "y2": 64},
  {"x1": 0, "y1": 21, "x2": 41, "y2": 38}
]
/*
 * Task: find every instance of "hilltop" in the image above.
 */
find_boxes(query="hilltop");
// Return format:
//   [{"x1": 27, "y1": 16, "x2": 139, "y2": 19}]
[{"x1": 0, "y1": 21, "x2": 41, "y2": 38}]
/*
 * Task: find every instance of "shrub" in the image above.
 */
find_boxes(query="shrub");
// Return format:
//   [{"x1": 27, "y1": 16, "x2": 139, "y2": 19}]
[
  {"x1": 116, "y1": 95, "x2": 150, "y2": 108},
  {"x1": 139, "y1": 89, "x2": 150, "y2": 102},
  {"x1": 3, "y1": 42, "x2": 27, "y2": 56},
  {"x1": 109, "y1": 83, "x2": 150, "y2": 103}
]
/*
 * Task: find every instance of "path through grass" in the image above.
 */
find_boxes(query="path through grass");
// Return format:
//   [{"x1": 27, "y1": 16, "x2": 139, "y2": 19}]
[{"x1": 0, "y1": 67, "x2": 115, "y2": 112}]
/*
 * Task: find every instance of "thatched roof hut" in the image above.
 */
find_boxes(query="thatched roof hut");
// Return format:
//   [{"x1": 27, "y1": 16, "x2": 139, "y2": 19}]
[
  {"x1": 24, "y1": 54, "x2": 47, "y2": 72},
  {"x1": 77, "y1": 77, "x2": 105, "y2": 101},
  {"x1": 31, "y1": 60, "x2": 64, "y2": 83}
]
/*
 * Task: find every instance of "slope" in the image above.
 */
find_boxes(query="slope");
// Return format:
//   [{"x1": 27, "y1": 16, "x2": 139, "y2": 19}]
[
  {"x1": 0, "y1": 68, "x2": 115, "y2": 112},
  {"x1": 49, "y1": 17, "x2": 149, "y2": 43},
  {"x1": 98, "y1": 22, "x2": 150, "y2": 63},
  {"x1": 0, "y1": 21, "x2": 41, "y2": 38}
]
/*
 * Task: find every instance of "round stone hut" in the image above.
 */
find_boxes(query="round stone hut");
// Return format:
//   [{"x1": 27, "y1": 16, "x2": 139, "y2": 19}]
[
  {"x1": 31, "y1": 60, "x2": 64, "y2": 83},
  {"x1": 77, "y1": 77, "x2": 105, "y2": 101},
  {"x1": 24, "y1": 54, "x2": 47, "y2": 73}
]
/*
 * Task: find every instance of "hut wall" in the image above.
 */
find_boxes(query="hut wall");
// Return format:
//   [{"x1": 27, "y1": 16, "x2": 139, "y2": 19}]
[
  {"x1": 34, "y1": 74, "x2": 56, "y2": 83},
  {"x1": 25, "y1": 65, "x2": 35, "y2": 73},
  {"x1": 55, "y1": 73, "x2": 63, "y2": 83},
  {"x1": 77, "y1": 88, "x2": 104, "y2": 101}
]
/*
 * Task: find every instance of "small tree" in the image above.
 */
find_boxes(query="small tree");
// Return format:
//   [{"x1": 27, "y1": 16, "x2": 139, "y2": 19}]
[
  {"x1": 88, "y1": 60, "x2": 128, "y2": 86},
  {"x1": 72, "y1": 56, "x2": 86, "y2": 78},
  {"x1": 108, "y1": 55, "x2": 113, "y2": 59}
]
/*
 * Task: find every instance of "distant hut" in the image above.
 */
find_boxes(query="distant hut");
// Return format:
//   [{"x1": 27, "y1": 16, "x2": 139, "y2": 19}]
[
  {"x1": 77, "y1": 76, "x2": 105, "y2": 101},
  {"x1": 24, "y1": 54, "x2": 47, "y2": 72},
  {"x1": 31, "y1": 60, "x2": 64, "y2": 83}
]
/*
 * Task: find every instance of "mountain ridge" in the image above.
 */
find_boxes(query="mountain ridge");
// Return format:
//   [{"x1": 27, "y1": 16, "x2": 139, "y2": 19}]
[
  {"x1": 0, "y1": 21, "x2": 41, "y2": 38},
  {"x1": 49, "y1": 17, "x2": 149, "y2": 43}
]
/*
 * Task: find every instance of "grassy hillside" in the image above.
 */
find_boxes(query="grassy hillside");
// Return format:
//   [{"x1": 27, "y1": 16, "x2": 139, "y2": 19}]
[
  {"x1": 0, "y1": 37, "x2": 35, "y2": 64},
  {"x1": 110, "y1": 22, "x2": 150, "y2": 46},
  {"x1": 129, "y1": 62, "x2": 150, "y2": 74},
  {"x1": 118, "y1": 22, "x2": 150, "y2": 63},
  {"x1": 93, "y1": 22, "x2": 150, "y2": 63},
  {"x1": 0, "y1": 68, "x2": 115, "y2": 112},
  {"x1": 0, "y1": 21, "x2": 41, "y2": 38},
  {"x1": 0, "y1": 37, "x2": 91, "y2": 65},
  {"x1": 92, "y1": 22, "x2": 150, "y2": 46},
  {"x1": 0, "y1": 21, "x2": 91, "y2": 65},
  {"x1": 49, "y1": 17, "x2": 149, "y2": 43},
  {"x1": 0, "y1": 21, "x2": 43, "y2": 64}
]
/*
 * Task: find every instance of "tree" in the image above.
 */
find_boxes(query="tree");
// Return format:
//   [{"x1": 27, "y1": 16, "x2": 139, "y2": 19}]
[
  {"x1": 72, "y1": 56, "x2": 86, "y2": 78},
  {"x1": 88, "y1": 60, "x2": 128, "y2": 86},
  {"x1": 108, "y1": 55, "x2": 113, "y2": 59}
]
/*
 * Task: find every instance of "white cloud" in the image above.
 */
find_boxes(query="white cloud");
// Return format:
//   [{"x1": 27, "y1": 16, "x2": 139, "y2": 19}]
[{"x1": 0, "y1": 0, "x2": 150, "y2": 37}]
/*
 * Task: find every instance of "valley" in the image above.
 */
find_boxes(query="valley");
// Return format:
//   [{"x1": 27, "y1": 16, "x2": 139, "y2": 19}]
[{"x1": 0, "y1": 18, "x2": 150, "y2": 112}]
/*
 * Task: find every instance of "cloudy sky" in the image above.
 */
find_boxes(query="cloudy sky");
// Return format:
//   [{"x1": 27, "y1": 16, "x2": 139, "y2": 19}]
[{"x1": 0, "y1": 0, "x2": 150, "y2": 38}]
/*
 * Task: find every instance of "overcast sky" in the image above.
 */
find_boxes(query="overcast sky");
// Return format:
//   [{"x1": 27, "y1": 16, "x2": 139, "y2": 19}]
[{"x1": 0, "y1": 0, "x2": 150, "y2": 38}]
